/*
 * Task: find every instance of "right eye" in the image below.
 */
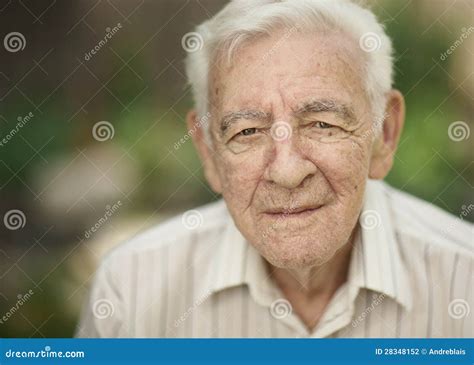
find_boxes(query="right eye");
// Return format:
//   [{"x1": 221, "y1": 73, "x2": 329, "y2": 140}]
[{"x1": 238, "y1": 128, "x2": 257, "y2": 136}]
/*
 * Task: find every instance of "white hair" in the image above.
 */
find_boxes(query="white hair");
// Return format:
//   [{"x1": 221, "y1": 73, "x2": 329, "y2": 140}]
[{"x1": 184, "y1": 0, "x2": 394, "y2": 137}]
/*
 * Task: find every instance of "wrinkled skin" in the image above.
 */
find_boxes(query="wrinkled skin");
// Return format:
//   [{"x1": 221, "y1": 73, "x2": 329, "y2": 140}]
[{"x1": 188, "y1": 29, "x2": 404, "y2": 272}]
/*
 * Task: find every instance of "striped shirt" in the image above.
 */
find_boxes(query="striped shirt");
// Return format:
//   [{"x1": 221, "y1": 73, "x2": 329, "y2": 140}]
[{"x1": 76, "y1": 180, "x2": 473, "y2": 338}]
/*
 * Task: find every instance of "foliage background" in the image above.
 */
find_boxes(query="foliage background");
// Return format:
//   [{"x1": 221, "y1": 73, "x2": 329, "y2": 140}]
[{"x1": 0, "y1": 0, "x2": 472, "y2": 337}]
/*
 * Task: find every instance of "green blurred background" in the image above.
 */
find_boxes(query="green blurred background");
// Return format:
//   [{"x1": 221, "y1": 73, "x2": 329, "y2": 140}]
[{"x1": 0, "y1": 0, "x2": 472, "y2": 337}]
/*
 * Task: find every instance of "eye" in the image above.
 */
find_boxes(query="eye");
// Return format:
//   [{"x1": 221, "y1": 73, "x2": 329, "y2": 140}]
[
  {"x1": 314, "y1": 121, "x2": 333, "y2": 129},
  {"x1": 238, "y1": 128, "x2": 257, "y2": 136}
]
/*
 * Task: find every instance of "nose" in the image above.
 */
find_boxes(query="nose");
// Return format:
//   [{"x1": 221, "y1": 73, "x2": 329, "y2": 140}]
[{"x1": 263, "y1": 132, "x2": 317, "y2": 189}]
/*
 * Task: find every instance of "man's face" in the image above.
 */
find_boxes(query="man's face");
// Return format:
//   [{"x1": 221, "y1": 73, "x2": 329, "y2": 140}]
[{"x1": 204, "y1": 29, "x2": 383, "y2": 269}]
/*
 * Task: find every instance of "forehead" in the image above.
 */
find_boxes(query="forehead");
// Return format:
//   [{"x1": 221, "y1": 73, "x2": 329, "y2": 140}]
[{"x1": 210, "y1": 29, "x2": 367, "y2": 113}]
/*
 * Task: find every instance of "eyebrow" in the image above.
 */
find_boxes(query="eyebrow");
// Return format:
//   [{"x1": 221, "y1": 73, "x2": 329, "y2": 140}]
[
  {"x1": 219, "y1": 109, "x2": 270, "y2": 135},
  {"x1": 293, "y1": 99, "x2": 357, "y2": 125},
  {"x1": 219, "y1": 99, "x2": 357, "y2": 136}
]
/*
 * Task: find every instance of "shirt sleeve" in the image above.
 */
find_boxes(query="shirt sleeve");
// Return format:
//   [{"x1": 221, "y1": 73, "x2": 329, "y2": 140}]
[{"x1": 75, "y1": 257, "x2": 126, "y2": 338}]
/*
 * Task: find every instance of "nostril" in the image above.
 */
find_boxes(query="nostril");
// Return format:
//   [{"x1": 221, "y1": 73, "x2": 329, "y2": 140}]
[
  {"x1": 299, "y1": 173, "x2": 317, "y2": 189},
  {"x1": 264, "y1": 147, "x2": 318, "y2": 189}
]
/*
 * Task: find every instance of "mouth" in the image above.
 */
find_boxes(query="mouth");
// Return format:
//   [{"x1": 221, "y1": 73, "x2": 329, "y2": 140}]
[{"x1": 263, "y1": 205, "x2": 322, "y2": 218}]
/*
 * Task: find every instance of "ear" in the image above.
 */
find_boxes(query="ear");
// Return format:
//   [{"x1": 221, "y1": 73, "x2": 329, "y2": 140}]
[
  {"x1": 369, "y1": 89, "x2": 405, "y2": 180},
  {"x1": 186, "y1": 110, "x2": 223, "y2": 194}
]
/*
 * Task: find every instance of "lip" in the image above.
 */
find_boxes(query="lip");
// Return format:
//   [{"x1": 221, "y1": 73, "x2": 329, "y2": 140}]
[{"x1": 263, "y1": 205, "x2": 322, "y2": 218}]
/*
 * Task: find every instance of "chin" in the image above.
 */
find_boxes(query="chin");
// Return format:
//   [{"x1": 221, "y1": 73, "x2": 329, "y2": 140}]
[{"x1": 258, "y1": 236, "x2": 339, "y2": 270}]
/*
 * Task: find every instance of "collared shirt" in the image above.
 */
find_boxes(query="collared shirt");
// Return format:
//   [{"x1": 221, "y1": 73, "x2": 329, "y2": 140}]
[{"x1": 76, "y1": 180, "x2": 473, "y2": 338}]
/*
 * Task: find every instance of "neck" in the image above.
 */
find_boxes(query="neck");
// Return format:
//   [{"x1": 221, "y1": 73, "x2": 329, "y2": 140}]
[{"x1": 268, "y1": 231, "x2": 356, "y2": 330}]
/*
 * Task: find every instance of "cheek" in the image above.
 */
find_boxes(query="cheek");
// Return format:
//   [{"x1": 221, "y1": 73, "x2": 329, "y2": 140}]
[
  {"x1": 307, "y1": 138, "x2": 371, "y2": 194},
  {"x1": 216, "y1": 150, "x2": 267, "y2": 208}
]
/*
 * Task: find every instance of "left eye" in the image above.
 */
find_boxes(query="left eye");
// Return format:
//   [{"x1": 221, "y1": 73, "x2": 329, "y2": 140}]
[{"x1": 314, "y1": 121, "x2": 333, "y2": 129}]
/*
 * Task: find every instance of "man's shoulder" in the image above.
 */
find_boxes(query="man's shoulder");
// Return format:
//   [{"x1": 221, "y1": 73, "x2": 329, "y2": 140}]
[
  {"x1": 380, "y1": 180, "x2": 473, "y2": 255},
  {"x1": 101, "y1": 199, "x2": 229, "y2": 268}
]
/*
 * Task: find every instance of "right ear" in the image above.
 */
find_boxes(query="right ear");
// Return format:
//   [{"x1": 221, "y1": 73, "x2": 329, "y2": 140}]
[{"x1": 186, "y1": 110, "x2": 223, "y2": 194}]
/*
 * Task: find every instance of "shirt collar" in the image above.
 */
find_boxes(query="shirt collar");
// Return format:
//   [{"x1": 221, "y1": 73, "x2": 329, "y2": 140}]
[
  {"x1": 348, "y1": 179, "x2": 412, "y2": 310},
  {"x1": 209, "y1": 216, "x2": 248, "y2": 293},
  {"x1": 207, "y1": 179, "x2": 412, "y2": 311},
  {"x1": 208, "y1": 212, "x2": 281, "y2": 306}
]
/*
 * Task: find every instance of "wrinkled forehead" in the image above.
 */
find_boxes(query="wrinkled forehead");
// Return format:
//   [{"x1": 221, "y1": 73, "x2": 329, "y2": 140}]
[{"x1": 208, "y1": 29, "x2": 369, "y2": 117}]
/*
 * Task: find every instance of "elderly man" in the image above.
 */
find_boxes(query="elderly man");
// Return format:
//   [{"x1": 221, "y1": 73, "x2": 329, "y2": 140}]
[{"x1": 77, "y1": 0, "x2": 473, "y2": 338}]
